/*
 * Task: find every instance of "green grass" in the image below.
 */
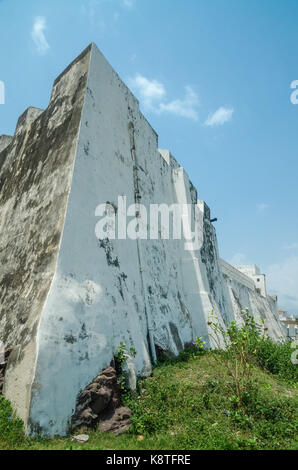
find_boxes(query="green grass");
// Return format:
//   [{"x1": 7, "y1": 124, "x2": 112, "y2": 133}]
[{"x1": 0, "y1": 349, "x2": 297, "y2": 450}]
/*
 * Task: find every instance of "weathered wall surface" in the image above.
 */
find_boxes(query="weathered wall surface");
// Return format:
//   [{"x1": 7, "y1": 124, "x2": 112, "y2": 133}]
[
  {"x1": 222, "y1": 260, "x2": 285, "y2": 341},
  {"x1": 28, "y1": 45, "x2": 231, "y2": 435},
  {"x1": 0, "y1": 45, "x2": 92, "y2": 424},
  {"x1": 0, "y1": 135, "x2": 13, "y2": 155},
  {"x1": 0, "y1": 43, "x2": 286, "y2": 435},
  {"x1": 221, "y1": 259, "x2": 255, "y2": 290}
]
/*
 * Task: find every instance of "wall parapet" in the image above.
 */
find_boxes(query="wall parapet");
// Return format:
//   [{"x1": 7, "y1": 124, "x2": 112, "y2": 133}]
[{"x1": 220, "y1": 259, "x2": 255, "y2": 291}]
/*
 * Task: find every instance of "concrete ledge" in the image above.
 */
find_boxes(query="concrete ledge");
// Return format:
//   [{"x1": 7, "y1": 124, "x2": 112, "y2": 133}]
[{"x1": 221, "y1": 259, "x2": 255, "y2": 291}]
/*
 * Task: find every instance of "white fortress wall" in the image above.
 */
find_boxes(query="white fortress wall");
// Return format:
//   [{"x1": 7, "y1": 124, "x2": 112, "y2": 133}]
[
  {"x1": 236, "y1": 265, "x2": 267, "y2": 297},
  {"x1": 221, "y1": 259, "x2": 255, "y2": 291},
  {"x1": 28, "y1": 44, "x2": 153, "y2": 435},
  {"x1": 1, "y1": 46, "x2": 91, "y2": 426},
  {"x1": 0, "y1": 43, "x2": 286, "y2": 436},
  {"x1": 221, "y1": 260, "x2": 285, "y2": 340},
  {"x1": 28, "y1": 44, "x2": 234, "y2": 434}
]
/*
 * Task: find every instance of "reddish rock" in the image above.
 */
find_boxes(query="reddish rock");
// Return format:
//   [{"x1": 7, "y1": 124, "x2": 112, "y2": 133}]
[
  {"x1": 98, "y1": 407, "x2": 132, "y2": 435},
  {"x1": 71, "y1": 366, "x2": 131, "y2": 434},
  {"x1": 90, "y1": 387, "x2": 112, "y2": 414}
]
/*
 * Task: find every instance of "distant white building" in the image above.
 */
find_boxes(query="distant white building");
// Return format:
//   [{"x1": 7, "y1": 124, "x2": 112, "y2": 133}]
[
  {"x1": 278, "y1": 310, "x2": 298, "y2": 339},
  {"x1": 236, "y1": 265, "x2": 267, "y2": 297}
]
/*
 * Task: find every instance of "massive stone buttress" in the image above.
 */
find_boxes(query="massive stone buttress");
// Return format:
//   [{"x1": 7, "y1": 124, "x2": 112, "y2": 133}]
[{"x1": 0, "y1": 43, "x2": 286, "y2": 435}]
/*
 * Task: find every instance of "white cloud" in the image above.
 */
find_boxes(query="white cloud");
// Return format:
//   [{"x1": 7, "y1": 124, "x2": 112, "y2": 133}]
[
  {"x1": 159, "y1": 86, "x2": 199, "y2": 121},
  {"x1": 122, "y1": 0, "x2": 134, "y2": 7},
  {"x1": 81, "y1": 0, "x2": 100, "y2": 27},
  {"x1": 205, "y1": 107, "x2": 234, "y2": 126},
  {"x1": 229, "y1": 253, "x2": 247, "y2": 266},
  {"x1": 257, "y1": 203, "x2": 269, "y2": 213},
  {"x1": 81, "y1": 0, "x2": 133, "y2": 31},
  {"x1": 31, "y1": 17, "x2": 50, "y2": 55},
  {"x1": 128, "y1": 75, "x2": 199, "y2": 121},
  {"x1": 128, "y1": 74, "x2": 166, "y2": 108},
  {"x1": 266, "y1": 256, "x2": 298, "y2": 313}
]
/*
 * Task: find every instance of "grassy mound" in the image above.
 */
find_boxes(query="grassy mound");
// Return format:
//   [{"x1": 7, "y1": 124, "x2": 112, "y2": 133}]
[{"x1": 0, "y1": 340, "x2": 297, "y2": 450}]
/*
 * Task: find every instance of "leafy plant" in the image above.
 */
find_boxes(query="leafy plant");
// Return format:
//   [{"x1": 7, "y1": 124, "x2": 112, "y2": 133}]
[
  {"x1": 114, "y1": 342, "x2": 127, "y2": 372},
  {"x1": 114, "y1": 342, "x2": 137, "y2": 392},
  {"x1": 207, "y1": 308, "x2": 298, "y2": 406},
  {"x1": 252, "y1": 336, "x2": 298, "y2": 384},
  {"x1": 207, "y1": 309, "x2": 265, "y2": 406},
  {"x1": 193, "y1": 336, "x2": 206, "y2": 351},
  {"x1": 0, "y1": 396, "x2": 24, "y2": 447}
]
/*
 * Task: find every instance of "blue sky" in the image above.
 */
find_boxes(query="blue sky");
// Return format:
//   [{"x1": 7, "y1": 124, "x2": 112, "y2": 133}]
[{"x1": 0, "y1": 0, "x2": 297, "y2": 313}]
